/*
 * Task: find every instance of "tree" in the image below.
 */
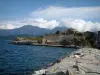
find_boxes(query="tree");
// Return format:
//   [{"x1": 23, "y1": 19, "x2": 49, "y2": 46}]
[
  {"x1": 66, "y1": 28, "x2": 74, "y2": 34},
  {"x1": 55, "y1": 31, "x2": 60, "y2": 34},
  {"x1": 75, "y1": 32, "x2": 83, "y2": 36},
  {"x1": 73, "y1": 38, "x2": 79, "y2": 45},
  {"x1": 84, "y1": 31, "x2": 95, "y2": 47},
  {"x1": 73, "y1": 38, "x2": 83, "y2": 46},
  {"x1": 60, "y1": 40, "x2": 69, "y2": 46}
]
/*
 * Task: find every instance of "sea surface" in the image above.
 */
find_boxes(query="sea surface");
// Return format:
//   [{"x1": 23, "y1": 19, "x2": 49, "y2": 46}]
[{"x1": 0, "y1": 40, "x2": 76, "y2": 75}]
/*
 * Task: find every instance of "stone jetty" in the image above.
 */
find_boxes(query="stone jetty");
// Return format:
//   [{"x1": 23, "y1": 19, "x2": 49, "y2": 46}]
[{"x1": 33, "y1": 48, "x2": 100, "y2": 75}]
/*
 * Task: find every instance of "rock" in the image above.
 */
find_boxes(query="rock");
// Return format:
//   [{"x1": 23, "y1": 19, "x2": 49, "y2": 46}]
[
  {"x1": 56, "y1": 71, "x2": 65, "y2": 75},
  {"x1": 74, "y1": 53, "x2": 81, "y2": 55},
  {"x1": 73, "y1": 65, "x2": 79, "y2": 71},
  {"x1": 38, "y1": 48, "x2": 100, "y2": 75},
  {"x1": 65, "y1": 70, "x2": 70, "y2": 75}
]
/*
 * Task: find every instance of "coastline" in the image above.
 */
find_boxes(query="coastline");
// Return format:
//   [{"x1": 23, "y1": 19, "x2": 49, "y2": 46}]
[
  {"x1": 10, "y1": 41, "x2": 79, "y2": 49},
  {"x1": 33, "y1": 48, "x2": 100, "y2": 75}
]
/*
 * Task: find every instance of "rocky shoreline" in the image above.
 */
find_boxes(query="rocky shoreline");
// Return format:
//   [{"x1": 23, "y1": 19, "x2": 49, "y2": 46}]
[
  {"x1": 10, "y1": 41, "x2": 79, "y2": 48},
  {"x1": 33, "y1": 48, "x2": 100, "y2": 75}
]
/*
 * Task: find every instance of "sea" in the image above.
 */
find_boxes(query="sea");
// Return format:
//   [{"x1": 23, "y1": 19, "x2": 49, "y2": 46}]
[{"x1": 0, "y1": 40, "x2": 76, "y2": 75}]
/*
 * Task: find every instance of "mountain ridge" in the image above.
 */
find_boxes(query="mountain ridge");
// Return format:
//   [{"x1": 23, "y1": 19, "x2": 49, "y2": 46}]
[{"x1": 0, "y1": 25, "x2": 67, "y2": 36}]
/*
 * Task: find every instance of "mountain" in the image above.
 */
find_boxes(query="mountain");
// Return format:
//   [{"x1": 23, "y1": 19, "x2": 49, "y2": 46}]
[
  {"x1": 51, "y1": 26, "x2": 67, "y2": 33},
  {"x1": 9, "y1": 25, "x2": 51, "y2": 36},
  {"x1": 0, "y1": 25, "x2": 51, "y2": 36},
  {"x1": 0, "y1": 25, "x2": 67, "y2": 36}
]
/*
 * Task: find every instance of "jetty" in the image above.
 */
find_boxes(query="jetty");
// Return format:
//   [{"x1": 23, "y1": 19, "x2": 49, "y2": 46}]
[{"x1": 33, "y1": 48, "x2": 100, "y2": 75}]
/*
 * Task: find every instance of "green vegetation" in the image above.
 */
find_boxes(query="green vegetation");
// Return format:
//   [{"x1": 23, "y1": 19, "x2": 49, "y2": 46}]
[
  {"x1": 84, "y1": 31, "x2": 96, "y2": 47},
  {"x1": 59, "y1": 29, "x2": 96, "y2": 47},
  {"x1": 72, "y1": 37, "x2": 86, "y2": 46},
  {"x1": 66, "y1": 28, "x2": 74, "y2": 34},
  {"x1": 15, "y1": 36, "x2": 43, "y2": 41},
  {"x1": 23, "y1": 36, "x2": 43, "y2": 41},
  {"x1": 74, "y1": 32, "x2": 83, "y2": 36},
  {"x1": 60, "y1": 40, "x2": 70, "y2": 46},
  {"x1": 55, "y1": 31, "x2": 60, "y2": 34}
]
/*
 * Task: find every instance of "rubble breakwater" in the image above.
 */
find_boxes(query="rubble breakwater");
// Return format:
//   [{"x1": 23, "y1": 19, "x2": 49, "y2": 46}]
[{"x1": 33, "y1": 48, "x2": 100, "y2": 75}]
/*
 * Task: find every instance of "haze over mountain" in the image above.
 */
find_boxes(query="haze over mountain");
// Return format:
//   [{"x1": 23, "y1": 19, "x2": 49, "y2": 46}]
[{"x1": 0, "y1": 25, "x2": 67, "y2": 36}]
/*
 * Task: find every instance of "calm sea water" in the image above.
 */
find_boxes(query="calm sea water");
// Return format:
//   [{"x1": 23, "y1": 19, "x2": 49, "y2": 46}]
[{"x1": 0, "y1": 40, "x2": 76, "y2": 75}]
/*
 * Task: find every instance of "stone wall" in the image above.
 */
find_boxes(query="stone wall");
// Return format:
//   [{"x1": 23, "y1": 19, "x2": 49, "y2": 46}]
[{"x1": 42, "y1": 34, "x2": 74, "y2": 45}]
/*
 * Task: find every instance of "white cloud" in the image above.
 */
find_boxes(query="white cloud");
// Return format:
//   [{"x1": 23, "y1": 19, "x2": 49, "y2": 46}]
[
  {"x1": 0, "y1": 24, "x2": 15, "y2": 29},
  {"x1": 19, "y1": 18, "x2": 59, "y2": 29},
  {"x1": 0, "y1": 18, "x2": 59, "y2": 29},
  {"x1": 31, "y1": 6, "x2": 100, "y2": 20},
  {"x1": 0, "y1": 18, "x2": 100, "y2": 32},
  {"x1": 32, "y1": 18, "x2": 59, "y2": 29},
  {"x1": 0, "y1": 6, "x2": 100, "y2": 32},
  {"x1": 60, "y1": 18, "x2": 100, "y2": 32}
]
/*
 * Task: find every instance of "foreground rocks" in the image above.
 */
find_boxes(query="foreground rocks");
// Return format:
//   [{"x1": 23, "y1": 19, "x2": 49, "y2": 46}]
[{"x1": 33, "y1": 48, "x2": 100, "y2": 75}]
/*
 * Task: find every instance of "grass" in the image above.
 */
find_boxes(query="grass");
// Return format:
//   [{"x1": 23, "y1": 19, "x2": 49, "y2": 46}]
[{"x1": 22, "y1": 36, "x2": 43, "y2": 41}]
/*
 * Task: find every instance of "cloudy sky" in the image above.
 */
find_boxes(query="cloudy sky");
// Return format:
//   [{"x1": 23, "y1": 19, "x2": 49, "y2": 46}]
[{"x1": 0, "y1": 0, "x2": 100, "y2": 31}]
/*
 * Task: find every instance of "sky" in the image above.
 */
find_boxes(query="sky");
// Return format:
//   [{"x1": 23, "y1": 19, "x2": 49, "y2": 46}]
[{"x1": 0, "y1": 0, "x2": 100, "y2": 31}]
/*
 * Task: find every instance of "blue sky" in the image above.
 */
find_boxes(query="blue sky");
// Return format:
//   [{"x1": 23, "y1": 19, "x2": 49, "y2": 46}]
[
  {"x1": 0, "y1": 0, "x2": 100, "y2": 20},
  {"x1": 0, "y1": 0, "x2": 100, "y2": 31}
]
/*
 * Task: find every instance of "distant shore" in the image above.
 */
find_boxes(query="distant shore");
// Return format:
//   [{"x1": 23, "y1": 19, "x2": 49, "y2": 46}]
[
  {"x1": 10, "y1": 41, "x2": 79, "y2": 48},
  {"x1": 33, "y1": 48, "x2": 100, "y2": 75}
]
